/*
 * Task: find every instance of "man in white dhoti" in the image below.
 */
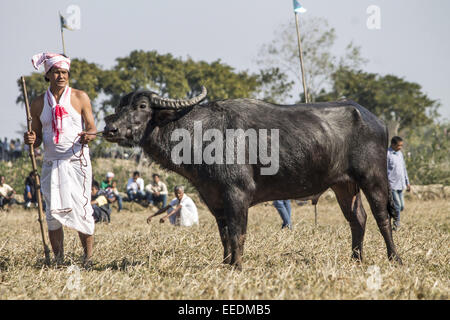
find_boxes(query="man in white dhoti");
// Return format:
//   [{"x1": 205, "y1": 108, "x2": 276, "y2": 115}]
[
  {"x1": 24, "y1": 52, "x2": 97, "y2": 266},
  {"x1": 146, "y1": 186, "x2": 199, "y2": 227}
]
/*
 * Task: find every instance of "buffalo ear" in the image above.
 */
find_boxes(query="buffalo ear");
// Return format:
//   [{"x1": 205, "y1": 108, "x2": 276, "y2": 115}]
[{"x1": 153, "y1": 109, "x2": 178, "y2": 126}]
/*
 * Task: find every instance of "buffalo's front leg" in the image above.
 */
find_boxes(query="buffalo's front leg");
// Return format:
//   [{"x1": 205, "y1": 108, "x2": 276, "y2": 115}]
[
  {"x1": 224, "y1": 200, "x2": 249, "y2": 270},
  {"x1": 213, "y1": 213, "x2": 231, "y2": 264}
]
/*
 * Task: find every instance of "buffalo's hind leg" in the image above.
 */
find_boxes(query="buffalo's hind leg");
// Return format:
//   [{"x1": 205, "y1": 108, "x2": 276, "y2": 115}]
[
  {"x1": 359, "y1": 175, "x2": 402, "y2": 264},
  {"x1": 332, "y1": 181, "x2": 367, "y2": 262}
]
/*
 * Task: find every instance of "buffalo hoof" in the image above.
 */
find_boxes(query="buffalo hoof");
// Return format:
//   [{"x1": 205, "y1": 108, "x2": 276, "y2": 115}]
[
  {"x1": 231, "y1": 262, "x2": 242, "y2": 271},
  {"x1": 351, "y1": 250, "x2": 363, "y2": 262},
  {"x1": 222, "y1": 254, "x2": 232, "y2": 265},
  {"x1": 229, "y1": 257, "x2": 243, "y2": 271},
  {"x1": 389, "y1": 254, "x2": 403, "y2": 265}
]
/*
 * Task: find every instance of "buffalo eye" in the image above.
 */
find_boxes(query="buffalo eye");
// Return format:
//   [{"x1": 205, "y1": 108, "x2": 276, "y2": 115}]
[{"x1": 139, "y1": 103, "x2": 147, "y2": 109}]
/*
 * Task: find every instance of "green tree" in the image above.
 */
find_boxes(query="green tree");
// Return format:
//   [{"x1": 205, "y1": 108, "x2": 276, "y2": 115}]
[
  {"x1": 319, "y1": 68, "x2": 440, "y2": 134},
  {"x1": 256, "y1": 16, "x2": 367, "y2": 103},
  {"x1": 16, "y1": 72, "x2": 48, "y2": 105},
  {"x1": 101, "y1": 50, "x2": 262, "y2": 114},
  {"x1": 403, "y1": 123, "x2": 450, "y2": 185}
]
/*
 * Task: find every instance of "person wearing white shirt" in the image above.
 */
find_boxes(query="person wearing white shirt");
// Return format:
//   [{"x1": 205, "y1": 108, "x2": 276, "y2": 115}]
[
  {"x1": 145, "y1": 174, "x2": 168, "y2": 208},
  {"x1": 126, "y1": 171, "x2": 145, "y2": 202},
  {"x1": 0, "y1": 175, "x2": 16, "y2": 210},
  {"x1": 146, "y1": 185, "x2": 199, "y2": 227}
]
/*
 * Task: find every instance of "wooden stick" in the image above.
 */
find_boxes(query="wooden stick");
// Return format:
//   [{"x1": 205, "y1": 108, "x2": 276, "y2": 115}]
[
  {"x1": 21, "y1": 76, "x2": 51, "y2": 265},
  {"x1": 294, "y1": 12, "x2": 309, "y2": 103}
]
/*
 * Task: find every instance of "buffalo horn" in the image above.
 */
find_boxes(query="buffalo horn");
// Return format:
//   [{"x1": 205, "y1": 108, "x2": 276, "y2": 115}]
[{"x1": 150, "y1": 86, "x2": 207, "y2": 109}]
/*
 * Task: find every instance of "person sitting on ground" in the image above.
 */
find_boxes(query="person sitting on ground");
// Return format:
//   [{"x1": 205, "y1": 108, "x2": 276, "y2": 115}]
[
  {"x1": 109, "y1": 180, "x2": 123, "y2": 212},
  {"x1": 146, "y1": 185, "x2": 199, "y2": 227},
  {"x1": 100, "y1": 171, "x2": 114, "y2": 190},
  {"x1": 126, "y1": 171, "x2": 145, "y2": 202},
  {"x1": 91, "y1": 180, "x2": 111, "y2": 223},
  {"x1": 0, "y1": 175, "x2": 17, "y2": 210},
  {"x1": 101, "y1": 172, "x2": 123, "y2": 212},
  {"x1": 145, "y1": 174, "x2": 168, "y2": 209}
]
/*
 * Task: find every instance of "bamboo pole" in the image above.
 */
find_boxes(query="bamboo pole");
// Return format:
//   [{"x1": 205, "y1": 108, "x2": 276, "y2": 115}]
[
  {"x1": 61, "y1": 27, "x2": 67, "y2": 56},
  {"x1": 21, "y1": 76, "x2": 51, "y2": 265},
  {"x1": 294, "y1": 12, "x2": 309, "y2": 103},
  {"x1": 294, "y1": 10, "x2": 318, "y2": 225}
]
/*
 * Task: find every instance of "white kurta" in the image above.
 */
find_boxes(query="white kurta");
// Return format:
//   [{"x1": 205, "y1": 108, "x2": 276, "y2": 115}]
[
  {"x1": 39, "y1": 86, "x2": 94, "y2": 235},
  {"x1": 168, "y1": 194, "x2": 199, "y2": 227}
]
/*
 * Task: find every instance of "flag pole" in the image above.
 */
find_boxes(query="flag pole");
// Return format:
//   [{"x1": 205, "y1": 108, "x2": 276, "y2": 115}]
[
  {"x1": 294, "y1": 12, "x2": 309, "y2": 103},
  {"x1": 59, "y1": 12, "x2": 67, "y2": 55},
  {"x1": 293, "y1": 1, "x2": 317, "y2": 225},
  {"x1": 61, "y1": 28, "x2": 67, "y2": 56}
]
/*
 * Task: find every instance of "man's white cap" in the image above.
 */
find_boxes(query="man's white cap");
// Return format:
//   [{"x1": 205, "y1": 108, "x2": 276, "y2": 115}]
[
  {"x1": 31, "y1": 52, "x2": 71, "y2": 74},
  {"x1": 106, "y1": 172, "x2": 115, "y2": 178}
]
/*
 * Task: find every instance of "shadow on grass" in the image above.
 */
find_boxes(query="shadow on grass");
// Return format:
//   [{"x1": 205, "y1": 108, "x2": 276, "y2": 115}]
[{"x1": 93, "y1": 257, "x2": 145, "y2": 271}]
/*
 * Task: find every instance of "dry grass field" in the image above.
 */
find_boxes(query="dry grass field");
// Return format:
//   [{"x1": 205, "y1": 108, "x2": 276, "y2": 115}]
[{"x1": 0, "y1": 196, "x2": 448, "y2": 300}]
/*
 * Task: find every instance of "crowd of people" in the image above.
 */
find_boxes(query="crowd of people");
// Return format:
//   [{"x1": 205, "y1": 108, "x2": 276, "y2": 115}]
[
  {"x1": 90, "y1": 170, "x2": 199, "y2": 227},
  {"x1": 1, "y1": 168, "x2": 200, "y2": 230},
  {"x1": 0, "y1": 138, "x2": 30, "y2": 161}
]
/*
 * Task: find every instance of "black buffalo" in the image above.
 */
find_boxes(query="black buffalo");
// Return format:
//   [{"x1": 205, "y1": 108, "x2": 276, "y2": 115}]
[{"x1": 103, "y1": 87, "x2": 402, "y2": 269}]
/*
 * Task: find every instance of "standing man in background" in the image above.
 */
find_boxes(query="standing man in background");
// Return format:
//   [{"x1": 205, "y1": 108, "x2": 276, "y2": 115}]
[
  {"x1": 387, "y1": 136, "x2": 411, "y2": 231},
  {"x1": 23, "y1": 52, "x2": 97, "y2": 266},
  {"x1": 273, "y1": 200, "x2": 292, "y2": 230}
]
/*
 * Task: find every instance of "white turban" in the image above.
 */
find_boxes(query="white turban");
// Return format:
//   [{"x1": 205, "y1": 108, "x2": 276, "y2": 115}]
[
  {"x1": 31, "y1": 52, "x2": 71, "y2": 74},
  {"x1": 106, "y1": 172, "x2": 115, "y2": 178}
]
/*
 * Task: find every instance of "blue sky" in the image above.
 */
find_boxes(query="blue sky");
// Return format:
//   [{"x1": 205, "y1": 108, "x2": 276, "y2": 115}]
[{"x1": 1, "y1": 0, "x2": 449, "y2": 139}]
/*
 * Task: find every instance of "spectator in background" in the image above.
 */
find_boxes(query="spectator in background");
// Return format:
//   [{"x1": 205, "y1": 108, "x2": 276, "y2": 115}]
[
  {"x1": 147, "y1": 185, "x2": 199, "y2": 227},
  {"x1": 91, "y1": 180, "x2": 111, "y2": 223},
  {"x1": 100, "y1": 172, "x2": 123, "y2": 212},
  {"x1": 0, "y1": 175, "x2": 16, "y2": 210},
  {"x1": 0, "y1": 138, "x2": 4, "y2": 161},
  {"x1": 100, "y1": 172, "x2": 114, "y2": 190},
  {"x1": 9, "y1": 139, "x2": 16, "y2": 160},
  {"x1": 126, "y1": 171, "x2": 145, "y2": 202},
  {"x1": 2, "y1": 138, "x2": 9, "y2": 161},
  {"x1": 387, "y1": 136, "x2": 411, "y2": 231},
  {"x1": 9, "y1": 139, "x2": 15, "y2": 160},
  {"x1": 109, "y1": 180, "x2": 123, "y2": 212},
  {"x1": 24, "y1": 171, "x2": 38, "y2": 209},
  {"x1": 14, "y1": 139, "x2": 22, "y2": 159},
  {"x1": 273, "y1": 200, "x2": 292, "y2": 230},
  {"x1": 145, "y1": 174, "x2": 168, "y2": 209}
]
